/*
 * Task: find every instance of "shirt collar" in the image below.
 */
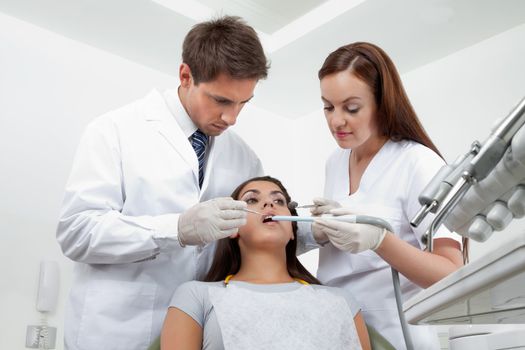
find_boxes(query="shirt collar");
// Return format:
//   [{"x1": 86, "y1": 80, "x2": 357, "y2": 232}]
[{"x1": 163, "y1": 88, "x2": 198, "y2": 139}]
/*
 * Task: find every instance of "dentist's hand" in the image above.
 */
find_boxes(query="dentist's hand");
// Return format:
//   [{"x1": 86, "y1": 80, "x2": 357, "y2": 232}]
[
  {"x1": 313, "y1": 208, "x2": 387, "y2": 253},
  {"x1": 178, "y1": 198, "x2": 247, "y2": 246},
  {"x1": 310, "y1": 197, "x2": 341, "y2": 216}
]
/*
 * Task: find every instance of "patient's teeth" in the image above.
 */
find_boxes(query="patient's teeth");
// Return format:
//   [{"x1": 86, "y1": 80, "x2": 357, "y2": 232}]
[{"x1": 262, "y1": 216, "x2": 273, "y2": 223}]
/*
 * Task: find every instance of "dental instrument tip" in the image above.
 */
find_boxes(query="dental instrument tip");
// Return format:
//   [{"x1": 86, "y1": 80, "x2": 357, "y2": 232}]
[
  {"x1": 291, "y1": 203, "x2": 319, "y2": 209},
  {"x1": 242, "y1": 208, "x2": 263, "y2": 215}
]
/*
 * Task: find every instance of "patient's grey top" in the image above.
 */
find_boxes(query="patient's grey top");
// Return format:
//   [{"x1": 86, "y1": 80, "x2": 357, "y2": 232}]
[{"x1": 168, "y1": 280, "x2": 361, "y2": 350}]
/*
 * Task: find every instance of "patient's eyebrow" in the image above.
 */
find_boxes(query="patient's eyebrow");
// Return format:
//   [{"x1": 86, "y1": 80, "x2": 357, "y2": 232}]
[
  {"x1": 240, "y1": 189, "x2": 285, "y2": 198},
  {"x1": 270, "y1": 190, "x2": 285, "y2": 197},
  {"x1": 240, "y1": 189, "x2": 260, "y2": 197}
]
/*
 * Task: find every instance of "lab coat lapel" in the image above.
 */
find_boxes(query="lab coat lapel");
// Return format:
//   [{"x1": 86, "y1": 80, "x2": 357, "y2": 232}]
[{"x1": 139, "y1": 90, "x2": 199, "y2": 185}]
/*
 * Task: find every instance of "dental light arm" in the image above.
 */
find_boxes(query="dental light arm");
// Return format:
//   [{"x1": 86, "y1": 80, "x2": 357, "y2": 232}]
[{"x1": 411, "y1": 96, "x2": 525, "y2": 250}]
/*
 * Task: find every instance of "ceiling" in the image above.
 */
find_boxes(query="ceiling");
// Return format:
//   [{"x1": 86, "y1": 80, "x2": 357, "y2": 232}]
[
  {"x1": 196, "y1": 0, "x2": 329, "y2": 34},
  {"x1": 1, "y1": 0, "x2": 524, "y2": 118}
]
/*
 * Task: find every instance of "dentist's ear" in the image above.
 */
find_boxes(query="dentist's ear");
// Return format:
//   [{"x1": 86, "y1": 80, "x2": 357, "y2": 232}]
[{"x1": 179, "y1": 63, "x2": 193, "y2": 87}]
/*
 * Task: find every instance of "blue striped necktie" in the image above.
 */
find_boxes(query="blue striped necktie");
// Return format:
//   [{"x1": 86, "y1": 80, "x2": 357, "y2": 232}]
[{"x1": 190, "y1": 129, "x2": 208, "y2": 188}]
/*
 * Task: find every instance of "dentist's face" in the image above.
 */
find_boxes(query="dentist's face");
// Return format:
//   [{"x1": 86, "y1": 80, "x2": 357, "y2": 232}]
[
  {"x1": 320, "y1": 71, "x2": 380, "y2": 150},
  {"x1": 236, "y1": 181, "x2": 294, "y2": 247},
  {"x1": 179, "y1": 64, "x2": 257, "y2": 136}
]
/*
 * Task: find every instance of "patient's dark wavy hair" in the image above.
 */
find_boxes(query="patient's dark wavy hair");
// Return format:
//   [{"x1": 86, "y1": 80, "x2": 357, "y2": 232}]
[{"x1": 204, "y1": 176, "x2": 321, "y2": 284}]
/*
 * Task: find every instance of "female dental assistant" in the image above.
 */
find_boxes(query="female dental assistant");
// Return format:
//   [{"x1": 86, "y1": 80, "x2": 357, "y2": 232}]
[{"x1": 311, "y1": 42, "x2": 464, "y2": 349}]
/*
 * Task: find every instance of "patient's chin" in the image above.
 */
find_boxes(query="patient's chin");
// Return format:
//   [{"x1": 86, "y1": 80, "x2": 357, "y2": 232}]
[{"x1": 250, "y1": 229, "x2": 290, "y2": 246}]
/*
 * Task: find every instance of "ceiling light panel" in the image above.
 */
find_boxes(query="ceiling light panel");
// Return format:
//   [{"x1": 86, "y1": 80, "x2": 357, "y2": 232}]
[{"x1": 197, "y1": 0, "x2": 328, "y2": 34}]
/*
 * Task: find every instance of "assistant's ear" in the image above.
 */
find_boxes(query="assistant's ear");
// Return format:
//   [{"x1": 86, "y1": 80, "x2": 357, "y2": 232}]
[{"x1": 179, "y1": 63, "x2": 193, "y2": 88}]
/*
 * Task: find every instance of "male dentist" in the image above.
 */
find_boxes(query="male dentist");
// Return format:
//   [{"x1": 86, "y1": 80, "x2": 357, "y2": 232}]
[{"x1": 57, "y1": 16, "x2": 268, "y2": 350}]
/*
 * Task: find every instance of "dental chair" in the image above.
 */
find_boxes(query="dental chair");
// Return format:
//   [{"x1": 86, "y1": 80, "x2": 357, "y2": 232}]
[
  {"x1": 366, "y1": 324, "x2": 396, "y2": 350},
  {"x1": 147, "y1": 323, "x2": 395, "y2": 350},
  {"x1": 147, "y1": 336, "x2": 160, "y2": 350}
]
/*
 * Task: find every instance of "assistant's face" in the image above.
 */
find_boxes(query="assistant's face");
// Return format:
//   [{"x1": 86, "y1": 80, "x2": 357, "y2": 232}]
[
  {"x1": 179, "y1": 64, "x2": 257, "y2": 136},
  {"x1": 320, "y1": 71, "x2": 380, "y2": 150},
  {"x1": 236, "y1": 181, "x2": 294, "y2": 248}
]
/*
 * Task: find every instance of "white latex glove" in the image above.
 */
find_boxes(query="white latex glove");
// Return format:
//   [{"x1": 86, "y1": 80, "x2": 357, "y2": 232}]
[
  {"x1": 312, "y1": 222, "x2": 329, "y2": 246},
  {"x1": 310, "y1": 197, "x2": 341, "y2": 216},
  {"x1": 178, "y1": 197, "x2": 247, "y2": 246},
  {"x1": 313, "y1": 212, "x2": 387, "y2": 253}
]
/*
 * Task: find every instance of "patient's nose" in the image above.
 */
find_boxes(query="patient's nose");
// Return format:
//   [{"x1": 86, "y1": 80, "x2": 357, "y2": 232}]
[{"x1": 263, "y1": 201, "x2": 274, "y2": 208}]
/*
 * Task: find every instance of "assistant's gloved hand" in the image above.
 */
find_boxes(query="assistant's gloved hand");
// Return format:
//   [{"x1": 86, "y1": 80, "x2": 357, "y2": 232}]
[
  {"x1": 312, "y1": 222, "x2": 330, "y2": 246},
  {"x1": 310, "y1": 197, "x2": 341, "y2": 216},
  {"x1": 312, "y1": 208, "x2": 387, "y2": 253},
  {"x1": 178, "y1": 198, "x2": 247, "y2": 246}
]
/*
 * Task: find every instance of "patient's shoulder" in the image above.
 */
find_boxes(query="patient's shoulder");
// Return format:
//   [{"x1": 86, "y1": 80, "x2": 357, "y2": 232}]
[{"x1": 171, "y1": 281, "x2": 222, "y2": 304}]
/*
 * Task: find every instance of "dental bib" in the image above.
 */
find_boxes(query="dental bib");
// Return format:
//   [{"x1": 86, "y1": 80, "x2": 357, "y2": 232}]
[{"x1": 208, "y1": 281, "x2": 361, "y2": 349}]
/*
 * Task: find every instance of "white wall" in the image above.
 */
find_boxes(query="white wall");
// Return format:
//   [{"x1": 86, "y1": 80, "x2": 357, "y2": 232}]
[
  {"x1": 0, "y1": 13, "x2": 172, "y2": 350},
  {"x1": 2, "y1": 9, "x2": 524, "y2": 350}
]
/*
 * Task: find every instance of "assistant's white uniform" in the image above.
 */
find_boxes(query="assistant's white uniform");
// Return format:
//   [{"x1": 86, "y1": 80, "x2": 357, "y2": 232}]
[
  {"x1": 317, "y1": 140, "x2": 460, "y2": 350},
  {"x1": 56, "y1": 89, "x2": 263, "y2": 350}
]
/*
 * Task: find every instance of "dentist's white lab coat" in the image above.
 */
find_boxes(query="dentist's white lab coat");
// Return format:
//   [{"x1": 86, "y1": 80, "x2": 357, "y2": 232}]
[
  {"x1": 317, "y1": 140, "x2": 460, "y2": 350},
  {"x1": 57, "y1": 89, "x2": 263, "y2": 350}
]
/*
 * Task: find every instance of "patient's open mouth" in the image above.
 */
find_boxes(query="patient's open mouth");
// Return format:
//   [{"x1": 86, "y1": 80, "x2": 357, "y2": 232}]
[{"x1": 262, "y1": 215, "x2": 274, "y2": 223}]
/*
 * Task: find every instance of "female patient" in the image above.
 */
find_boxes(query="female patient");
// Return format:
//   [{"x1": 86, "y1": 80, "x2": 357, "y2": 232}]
[{"x1": 161, "y1": 176, "x2": 370, "y2": 349}]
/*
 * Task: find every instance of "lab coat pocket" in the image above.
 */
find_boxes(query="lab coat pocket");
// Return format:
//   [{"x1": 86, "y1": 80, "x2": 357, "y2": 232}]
[{"x1": 77, "y1": 280, "x2": 157, "y2": 350}]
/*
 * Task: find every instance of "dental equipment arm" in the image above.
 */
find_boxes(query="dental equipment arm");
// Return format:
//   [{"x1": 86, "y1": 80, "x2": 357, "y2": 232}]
[{"x1": 411, "y1": 96, "x2": 525, "y2": 250}]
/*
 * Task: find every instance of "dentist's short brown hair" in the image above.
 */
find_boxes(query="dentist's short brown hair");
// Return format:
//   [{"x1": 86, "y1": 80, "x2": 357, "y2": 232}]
[{"x1": 182, "y1": 16, "x2": 269, "y2": 84}]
